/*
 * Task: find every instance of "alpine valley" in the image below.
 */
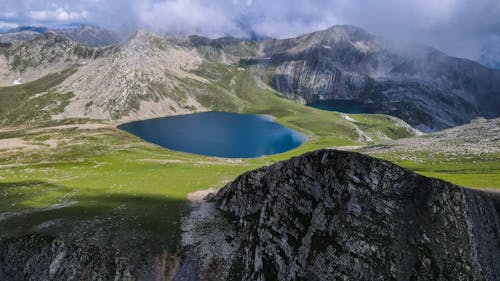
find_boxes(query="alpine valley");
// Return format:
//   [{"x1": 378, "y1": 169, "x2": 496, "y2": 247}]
[{"x1": 0, "y1": 24, "x2": 498, "y2": 281}]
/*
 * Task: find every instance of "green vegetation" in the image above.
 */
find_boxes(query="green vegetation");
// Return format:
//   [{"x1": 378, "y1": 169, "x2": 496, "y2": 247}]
[
  {"x1": 372, "y1": 152, "x2": 500, "y2": 189},
  {"x1": 0, "y1": 63, "x2": 497, "y2": 253},
  {"x1": 0, "y1": 68, "x2": 77, "y2": 125}
]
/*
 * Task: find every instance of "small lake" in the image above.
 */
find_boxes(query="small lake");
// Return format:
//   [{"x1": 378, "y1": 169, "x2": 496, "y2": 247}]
[
  {"x1": 118, "y1": 112, "x2": 308, "y2": 158},
  {"x1": 307, "y1": 99, "x2": 371, "y2": 114}
]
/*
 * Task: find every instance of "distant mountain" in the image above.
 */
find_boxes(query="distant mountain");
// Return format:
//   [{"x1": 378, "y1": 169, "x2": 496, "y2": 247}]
[
  {"x1": 4, "y1": 26, "x2": 49, "y2": 34},
  {"x1": 0, "y1": 26, "x2": 44, "y2": 44},
  {"x1": 0, "y1": 24, "x2": 120, "y2": 47},
  {"x1": 55, "y1": 24, "x2": 120, "y2": 47},
  {"x1": 480, "y1": 44, "x2": 500, "y2": 70},
  {"x1": 254, "y1": 25, "x2": 500, "y2": 131},
  {"x1": 0, "y1": 25, "x2": 499, "y2": 131}
]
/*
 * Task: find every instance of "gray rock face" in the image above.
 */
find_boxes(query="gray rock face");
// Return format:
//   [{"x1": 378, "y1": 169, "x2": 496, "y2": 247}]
[
  {"x1": 204, "y1": 149, "x2": 500, "y2": 281},
  {"x1": 0, "y1": 234, "x2": 171, "y2": 281},
  {"x1": 0, "y1": 233, "x2": 175, "y2": 281},
  {"x1": 1, "y1": 32, "x2": 118, "y2": 73},
  {"x1": 1, "y1": 24, "x2": 499, "y2": 130},
  {"x1": 256, "y1": 26, "x2": 500, "y2": 131},
  {"x1": 55, "y1": 24, "x2": 120, "y2": 47},
  {"x1": 0, "y1": 25, "x2": 120, "y2": 47}
]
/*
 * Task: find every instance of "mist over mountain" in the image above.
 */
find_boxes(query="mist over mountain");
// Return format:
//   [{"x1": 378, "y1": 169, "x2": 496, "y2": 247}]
[
  {"x1": 2, "y1": 0, "x2": 499, "y2": 64},
  {"x1": 480, "y1": 41, "x2": 500, "y2": 70},
  {"x1": 1, "y1": 24, "x2": 498, "y2": 131},
  {"x1": 0, "y1": 24, "x2": 120, "y2": 47}
]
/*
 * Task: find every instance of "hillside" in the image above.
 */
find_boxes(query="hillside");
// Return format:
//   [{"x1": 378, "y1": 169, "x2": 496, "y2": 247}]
[
  {"x1": 255, "y1": 26, "x2": 500, "y2": 131},
  {"x1": 360, "y1": 117, "x2": 500, "y2": 188},
  {"x1": 0, "y1": 25, "x2": 498, "y2": 130},
  {"x1": 181, "y1": 149, "x2": 500, "y2": 280},
  {"x1": 0, "y1": 24, "x2": 119, "y2": 47}
]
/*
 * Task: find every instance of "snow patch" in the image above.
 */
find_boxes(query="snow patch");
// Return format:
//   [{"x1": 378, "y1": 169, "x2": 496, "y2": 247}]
[{"x1": 13, "y1": 78, "x2": 22, "y2": 85}]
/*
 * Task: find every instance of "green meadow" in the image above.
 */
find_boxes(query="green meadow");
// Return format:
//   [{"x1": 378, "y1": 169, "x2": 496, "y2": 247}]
[{"x1": 0, "y1": 66, "x2": 498, "y2": 250}]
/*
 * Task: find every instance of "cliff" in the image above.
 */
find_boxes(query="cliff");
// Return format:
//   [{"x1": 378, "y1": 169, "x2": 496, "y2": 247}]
[{"x1": 181, "y1": 149, "x2": 500, "y2": 280}]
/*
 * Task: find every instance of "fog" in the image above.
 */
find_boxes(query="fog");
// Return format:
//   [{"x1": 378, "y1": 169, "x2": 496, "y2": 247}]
[{"x1": 1, "y1": 0, "x2": 499, "y2": 62}]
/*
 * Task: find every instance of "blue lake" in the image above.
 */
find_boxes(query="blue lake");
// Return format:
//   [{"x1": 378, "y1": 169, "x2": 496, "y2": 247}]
[
  {"x1": 307, "y1": 99, "x2": 371, "y2": 114},
  {"x1": 118, "y1": 111, "x2": 308, "y2": 158}
]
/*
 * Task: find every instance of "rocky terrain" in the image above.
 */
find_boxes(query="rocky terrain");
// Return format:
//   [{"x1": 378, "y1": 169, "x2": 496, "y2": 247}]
[
  {"x1": 0, "y1": 24, "x2": 119, "y2": 47},
  {"x1": 57, "y1": 30, "x2": 207, "y2": 120},
  {"x1": 0, "y1": 233, "x2": 175, "y2": 281},
  {"x1": 0, "y1": 32, "x2": 118, "y2": 87},
  {"x1": 181, "y1": 149, "x2": 500, "y2": 281},
  {"x1": 1, "y1": 25, "x2": 499, "y2": 130},
  {"x1": 361, "y1": 117, "x2": 500, "y2": 156},
  {"x1": 254, "y1": 26, "x2": 500, "y2": 131}
]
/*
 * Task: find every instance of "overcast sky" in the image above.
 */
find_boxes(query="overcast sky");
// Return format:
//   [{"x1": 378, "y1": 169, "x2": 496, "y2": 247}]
[{"x1": 0, "y1": 0, "x2": 499, "y2": 61}]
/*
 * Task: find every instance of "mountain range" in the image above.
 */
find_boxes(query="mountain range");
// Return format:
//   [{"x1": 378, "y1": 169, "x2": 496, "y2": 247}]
[
  {"x1": 0, "y1": 24, "x2": 499, "y2": 131},
  {"x1": 0, "y1": 24, "x2": 120, "y2": 47}
]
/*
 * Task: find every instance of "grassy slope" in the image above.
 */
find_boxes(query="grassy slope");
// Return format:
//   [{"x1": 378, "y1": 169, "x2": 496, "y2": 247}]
[
  {"x1": 0, "y1": 65, "x2": 498, "y2": 251},
  {"x1": 368, "y1": 152, "x2": 500, "y2": 189},
  {"x1": 0, "y1": 68, "x2": 77, "y2": 125}
]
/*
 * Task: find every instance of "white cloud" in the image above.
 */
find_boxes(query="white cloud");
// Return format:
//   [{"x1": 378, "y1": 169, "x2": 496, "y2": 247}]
[
  {"x1": 30, "y1": 8, "x2": 88, "y2": 22},
  {"x1": 0, "y1": 0, "x2": 498, "y2": 60},
  {"x1": 135, "y1": 0, "x2": 244, "y2": 37},
  {"x1": 0, "y1": 21, "x2": 18, "y2": 30}
]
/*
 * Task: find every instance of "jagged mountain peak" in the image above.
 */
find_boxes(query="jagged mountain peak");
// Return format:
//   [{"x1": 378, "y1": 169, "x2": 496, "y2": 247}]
[
  {"x1": 262, "y1": 24, "x2": 379, "y2": 57},
  {"x1": 124, "y1": 30, "x2": 176, "y2": 52},
  {"x1": 55, "y1": 24, "x2": 120, "y2": 47},
  {"x1": 313, "y1": 25, "x2": 375, "y2": 42}
]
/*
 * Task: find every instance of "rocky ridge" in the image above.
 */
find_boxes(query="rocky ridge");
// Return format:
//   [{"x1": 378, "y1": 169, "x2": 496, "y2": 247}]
[
  {"x1": 181, "y1": 149, "x2": 500, "y2": 280},
  {"x1": 361, "y1": 117, "x2": 500, "y2": 156},
  {"x1": 255, "y1": 26, "x2": 500, "y2": 131},
  {"x1": 0, "y1": 24, "x2": 119, "y2": 47},
  {"x1": 0, "y1": 32, "x2": 118, "y2": 86},
  {"x1": 56, "y1": 30, "x2": 207, "y2": 120},
  {"x1": 1, "y1": 25, "x2": 499, "y2": 130}
]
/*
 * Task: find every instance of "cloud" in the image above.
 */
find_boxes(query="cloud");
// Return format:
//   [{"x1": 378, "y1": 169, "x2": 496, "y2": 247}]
[
  {"x1": 134, "y1": 0, "x2": 244, "y2": 37},
  {"x1": 0, "y1": 0, "x2": 498, "y2": 61},
  {"x1": 0, "y1": 21, "x2": 18, "y2": 29},
  {"x1": 30, "y1": 8, "x2": 88, "y2": 22}
]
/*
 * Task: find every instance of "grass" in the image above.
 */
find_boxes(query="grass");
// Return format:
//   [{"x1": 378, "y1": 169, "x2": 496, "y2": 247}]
[
  {"x1": 0, "y1": 64, "x2": 497, "y2": 253},
  {"x1": 0, "y1": 125, "x2": 253, "y2": 248},
  {"x1": 0, "y1": 68, "x2": 77, "y2": 125},
  {"x1": 375, "y1": 152, "x2": 500, "y2": 189}
]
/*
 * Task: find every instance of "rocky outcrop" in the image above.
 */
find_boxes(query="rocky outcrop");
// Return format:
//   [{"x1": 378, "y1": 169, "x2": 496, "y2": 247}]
[
  {"x1": 258, "y1": 25, "x2": 500, "y2": 131},
  {"x1": 56, "y1": 30, "x2": 207, "y2": 120},
  {"x1": 362, "y1": 117, "x2": 500, "y2": 156},
  {"x1": 2, "y1": 24, "x2": 499, "y2": 130},
  {"x1": 183, "y1": 149, "x2": 500, "y2": 280},
  {"x1": 0, "y1": 32, "x2": 118, "y2": 87},
  {"x1": 0, "y1": 233, "x2": 177, "y2": 281},
  {"x1": 0, "y1": 24, "x2": 119, "y2": 47},
  {"x1": 55, "y1": 24, "x2": 120, "y2": 47}
]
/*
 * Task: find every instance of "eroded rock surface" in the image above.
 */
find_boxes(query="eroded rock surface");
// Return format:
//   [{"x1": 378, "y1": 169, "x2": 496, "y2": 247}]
[
  {"x1": 183, "y1": 149, "x2": 500, "y2": 281},
  {"x1": 0, "y1": 233, "x2": 178, "y2": 281}
]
